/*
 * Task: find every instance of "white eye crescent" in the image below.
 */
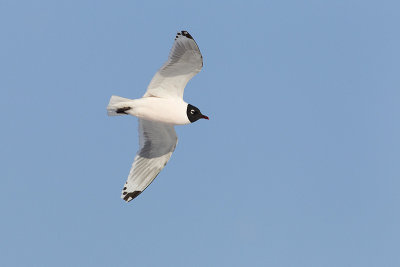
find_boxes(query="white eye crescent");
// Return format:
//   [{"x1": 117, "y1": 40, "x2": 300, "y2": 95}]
[{"x1": 190, "y1": 109, "x2": 195, "y2": 114}]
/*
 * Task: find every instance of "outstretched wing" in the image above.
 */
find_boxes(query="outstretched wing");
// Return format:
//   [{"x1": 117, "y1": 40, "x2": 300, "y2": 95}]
[
  {"x1": 121, "y1": 119, "x2": 178, "y2": 202},
  {"x1": 144, "y1": 30, "x2": 203, "y2": 99}
]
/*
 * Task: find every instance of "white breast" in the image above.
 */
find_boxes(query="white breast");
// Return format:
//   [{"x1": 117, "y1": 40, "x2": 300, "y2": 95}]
[{"x1": 127, "y1": 97, "x2": 190, "y2": 125}]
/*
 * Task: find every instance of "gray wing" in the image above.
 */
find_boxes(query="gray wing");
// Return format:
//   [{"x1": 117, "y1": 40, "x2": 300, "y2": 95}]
[
  {"x1": 144, "y1": 30, "x2": 203, "y2": 99},
  {"x1": 121, "y1": 119, "x2": 178, "y2": 202}
]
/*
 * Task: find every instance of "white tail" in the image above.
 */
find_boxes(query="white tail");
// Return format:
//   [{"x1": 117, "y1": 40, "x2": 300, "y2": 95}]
[{"x1": 107, "y1": 95, "x2": 132, "y2": 116}]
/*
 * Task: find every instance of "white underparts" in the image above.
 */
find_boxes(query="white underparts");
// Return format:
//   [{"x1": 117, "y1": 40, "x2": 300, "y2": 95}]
[{"x1": 107, "y1": 95, "x2": 190, "y2": 125}]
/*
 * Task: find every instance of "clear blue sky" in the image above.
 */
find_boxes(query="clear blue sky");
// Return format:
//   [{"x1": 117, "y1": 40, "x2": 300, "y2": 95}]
[{"x1": 1, "y1": 1, "x2": 399, "y2": 266}]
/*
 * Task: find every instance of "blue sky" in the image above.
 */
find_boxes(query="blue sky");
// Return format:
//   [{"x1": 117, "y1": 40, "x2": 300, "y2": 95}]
[{"x1": 1, "y1": 0, "x2": 399, "y2": 266}]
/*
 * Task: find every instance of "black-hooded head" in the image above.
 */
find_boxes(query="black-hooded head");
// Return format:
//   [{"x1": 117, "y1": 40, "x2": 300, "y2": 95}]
[{"x1": 186, "y1": 104, "x2": 209, "y2": 123}]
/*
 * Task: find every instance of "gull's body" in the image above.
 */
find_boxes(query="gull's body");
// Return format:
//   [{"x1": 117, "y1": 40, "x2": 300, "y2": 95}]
[
  {"x1": 107, "y1": 30, "x2": 208, "y2": 202},
  {"x1": 108, "y1": 96, "x2": 190, "y2": 125}
]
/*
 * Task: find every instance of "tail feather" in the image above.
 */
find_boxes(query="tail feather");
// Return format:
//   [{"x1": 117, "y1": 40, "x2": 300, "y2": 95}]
[{"x1": 107, "y1": 95, "x2": 132, "y2": 116}]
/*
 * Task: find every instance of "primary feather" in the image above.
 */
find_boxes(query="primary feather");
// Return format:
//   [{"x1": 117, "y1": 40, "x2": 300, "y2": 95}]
[
  {"x1": 144, "y1": 31, "x2": 203, "y2": 99},
  {"x1": 121, "y1": 119, "x2": 177, "y2": 202}
]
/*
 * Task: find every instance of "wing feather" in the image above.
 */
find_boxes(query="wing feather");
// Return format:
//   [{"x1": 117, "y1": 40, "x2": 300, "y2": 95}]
[
  {"x1": 121, "y1": 119, "x2": 177, "y2": 202},
  {"x1": 144, "y1": 30, "x2": 203, "y2": 99}
]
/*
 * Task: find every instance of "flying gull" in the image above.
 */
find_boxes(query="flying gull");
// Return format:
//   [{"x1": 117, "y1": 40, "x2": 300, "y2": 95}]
[{"x1": 107, "y1": 30, "x2": 208, "y2": 202}]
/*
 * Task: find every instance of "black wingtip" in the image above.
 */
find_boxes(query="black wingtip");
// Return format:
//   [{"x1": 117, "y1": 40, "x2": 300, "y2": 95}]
[
  {"x1": 175, "y1": 30, "x2": 194, "y2": 41},
  {"x1": 181, "y1": 30, "x2": 193, "y2": 39},
  {"x1": 123, "y1": 191, "x2": 142, "y2": 202}
]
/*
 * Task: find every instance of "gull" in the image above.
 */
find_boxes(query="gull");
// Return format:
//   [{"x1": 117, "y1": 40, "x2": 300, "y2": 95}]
[{"x1": 107, "y1": 30, "x2": 208, "y2": 202}]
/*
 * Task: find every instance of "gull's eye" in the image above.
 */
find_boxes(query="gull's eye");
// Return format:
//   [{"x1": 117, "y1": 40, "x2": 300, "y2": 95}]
[{"x1": 190, "y1": 109, "x2": 196, "y2": 115}]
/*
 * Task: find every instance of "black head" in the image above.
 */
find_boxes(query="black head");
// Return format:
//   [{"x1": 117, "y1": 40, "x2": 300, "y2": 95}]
[{"x1": 186, "y1": 104, "x2": 209, "y2": 123}]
